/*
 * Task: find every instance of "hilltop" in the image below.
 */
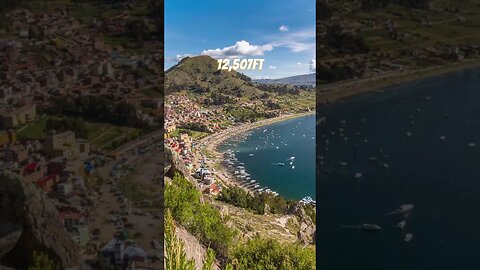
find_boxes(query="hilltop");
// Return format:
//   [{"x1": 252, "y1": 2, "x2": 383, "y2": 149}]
[{"x1": 165, "y1": 55, "x2": 263, "y2": 97}]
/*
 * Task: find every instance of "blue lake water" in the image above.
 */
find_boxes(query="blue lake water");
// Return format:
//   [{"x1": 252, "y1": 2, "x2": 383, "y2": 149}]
[
  {"x1": 317, "y1": 67, "x2": 480, "y2": 269},
  {"x1": 219, "y1": 114, "x2": 316, "y2": 200}
]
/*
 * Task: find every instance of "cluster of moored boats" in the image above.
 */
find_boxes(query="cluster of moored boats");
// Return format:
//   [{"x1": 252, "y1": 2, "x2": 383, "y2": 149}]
[
  {"x1": 223, "y1": 150, "x2": 279, "y2": 196},
  {"x1": 299, "y1": 196, "x2": 316, "y2": 205}
]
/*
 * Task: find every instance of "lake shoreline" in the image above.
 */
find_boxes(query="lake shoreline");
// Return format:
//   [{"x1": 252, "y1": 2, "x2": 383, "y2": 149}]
[
  {"x1": 317, "y1": 59, "x2": 480, "y2": 105},
  {"x1": 194, "y1": 111, "x2": 315, "y2": 199}
]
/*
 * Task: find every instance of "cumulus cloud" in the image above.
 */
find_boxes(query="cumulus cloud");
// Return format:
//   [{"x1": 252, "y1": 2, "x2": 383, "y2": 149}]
[
  {"x1": 279, "y1": 25, "x2": 289, "y2": 32},
  {"x1": 309, "y1": 59, "x2": 316, "y2": 72},
  {"x1": 201, "y1": 40, "x2": 273, "y2": 59}
]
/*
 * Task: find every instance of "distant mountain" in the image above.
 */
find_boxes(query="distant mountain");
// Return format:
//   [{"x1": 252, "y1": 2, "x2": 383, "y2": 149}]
[{"x1": 254, "y1": 74, "x2": 316, "y2": 86}]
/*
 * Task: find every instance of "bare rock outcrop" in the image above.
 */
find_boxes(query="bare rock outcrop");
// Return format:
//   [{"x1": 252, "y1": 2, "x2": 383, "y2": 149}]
[
  {"x1": 287, "y1": 204, "x2": 316, "y2": 245},
  {"x1": 0, "y1": 173, "x2": 80, "y2": 269},
  {"x1": 165, "y1": 147, "x2": 190, "y2": 178}
]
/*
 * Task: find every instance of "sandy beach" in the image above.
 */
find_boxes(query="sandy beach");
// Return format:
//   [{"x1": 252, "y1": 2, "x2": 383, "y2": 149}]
[{"x1": 192, "y1": 111, "x2": 315, "y2": 194}]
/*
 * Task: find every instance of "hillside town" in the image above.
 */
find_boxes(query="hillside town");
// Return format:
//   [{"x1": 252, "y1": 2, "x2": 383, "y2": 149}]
[{"x1": 0, "y1": 2, "x2": 163, "y2": 269}]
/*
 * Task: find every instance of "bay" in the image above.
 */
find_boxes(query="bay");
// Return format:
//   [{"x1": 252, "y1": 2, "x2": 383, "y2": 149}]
[
  {"x1": 220, "y1": 114, "x2": 316, "y2": 200},
  {"x1": 317, "y1": 67, "x2": 480, "y2": 269}
]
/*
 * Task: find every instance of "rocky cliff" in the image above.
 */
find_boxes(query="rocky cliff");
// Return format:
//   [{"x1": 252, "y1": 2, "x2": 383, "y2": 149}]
[
  {"x1": 0, "y1": 173, "x2": 80, "y2": 269},
  {"x1": 165, "y1": 147, "x2": 191, "y2": 179},
  {"x1": 287, "y1": 204, "x2": 316, "y2": 245}
]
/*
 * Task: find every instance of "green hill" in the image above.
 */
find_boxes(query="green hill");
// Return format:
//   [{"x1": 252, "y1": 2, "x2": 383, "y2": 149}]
[{"x1": 165, "y1": 55, "x2": 261, "y2": 97}]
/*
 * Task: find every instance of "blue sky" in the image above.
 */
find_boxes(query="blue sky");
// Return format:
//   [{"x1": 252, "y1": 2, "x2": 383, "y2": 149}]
[{"x1": 165, "y1": 0, "x2": 315, "y2": 79}]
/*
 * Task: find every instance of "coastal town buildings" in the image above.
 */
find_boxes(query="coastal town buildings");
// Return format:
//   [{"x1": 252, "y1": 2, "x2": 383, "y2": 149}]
[
  {"x1": 0, "y1": 104, "x2": 36, "y2": 128},
  {"x1": 45, "y1": 131, "x2": 90, "y2": 159},
  {"x1": 0, "y1": 3, "x2": 163, "y2": 266}
]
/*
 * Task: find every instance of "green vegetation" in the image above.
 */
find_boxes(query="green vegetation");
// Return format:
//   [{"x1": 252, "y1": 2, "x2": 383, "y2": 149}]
[
  {"x1": 178, "y1": 122, "x2": 210, "y2": 133},
  {"x1": 202, "y1": 248, "x2": 216, "y2": 270},
  {"x1": 166, "y1": 174, "x2": 315, "y2": 268},
  {"x1": 48, "y1": 95, "x2": 148, "y2": 128},
  {"x1": 318, "y1": 64, "x2": 356, "y2": 83},
  {"x1": 17, "y1": 114, "x2": 140, "y2": 150},
  {"x1": 232, "y1": 237, "x2": 315, "y2": 270},
  {"x1": 165, "y1": 209, "x2": 196, "y2": 270},
  {"x1": 325, "y1": 24, "x2": 370, "y2": 54},
  {"x1": 141, "y1": 87, "x2": 164, "y2": 98},
  {"x1": 165, "y1": 209, "x2": 234, "y2": 270},
  {"x1": 29, "y1": 251, "x2": 60, "y2": 270},
  {"x1": 218, "y1": 186, "x2": 294, "y2": 215},
  {"x1": 171, "y1": 128, "x2": 209, "y2": 140},
  {"x1": 165, "y1": 173, "x2": 236, "y2": 258},
  {"x1": 45, "y1": 117, "x2": 88, "y2": 139},
  {"x1": 224, "y1": 105, "x2": 274, "y2": 123}
]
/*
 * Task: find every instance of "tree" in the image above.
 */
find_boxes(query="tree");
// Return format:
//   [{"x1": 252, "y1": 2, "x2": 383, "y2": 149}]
[
  {"x1": 233, "y1": 237, "x2": 316, "y2": 270},
  {"x1": 326, "y1": 24, "x2": 370, "y2": 54}
]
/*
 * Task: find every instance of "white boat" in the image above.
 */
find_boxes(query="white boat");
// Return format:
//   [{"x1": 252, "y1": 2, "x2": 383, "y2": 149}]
[
  {"x1": 404, "y1": 233, "x2": 413, "y2": 242},
  {"x1": 291, "y1": 166, "x2": 295, "y2": 169},
  {"x1": 386, "y1": 204, "x2": 415, "y2": 216},
  {"x1": 249, "y1": 153, "x2": 254, "y2": 156}
]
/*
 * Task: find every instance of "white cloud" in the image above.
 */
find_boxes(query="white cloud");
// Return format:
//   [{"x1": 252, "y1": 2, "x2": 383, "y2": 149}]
[
  {"x1": 270, "y1": 29, "x2": 315, "y2": 52},
  {"x1": 279, "y1": 25, "x2": 289, "y2": 32},
  {"x1": 309, "y1": 59, "x2": 316, "y2": 72},
  {"x1": 201, "y1": 40, "x2": 273, "y2": 59},
  {"x1": 269, "y1": 66, "x2": 277, "y2": 69},
  {"x1": 175, "y1": 54, "x2": 193, "y2": 61}
]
